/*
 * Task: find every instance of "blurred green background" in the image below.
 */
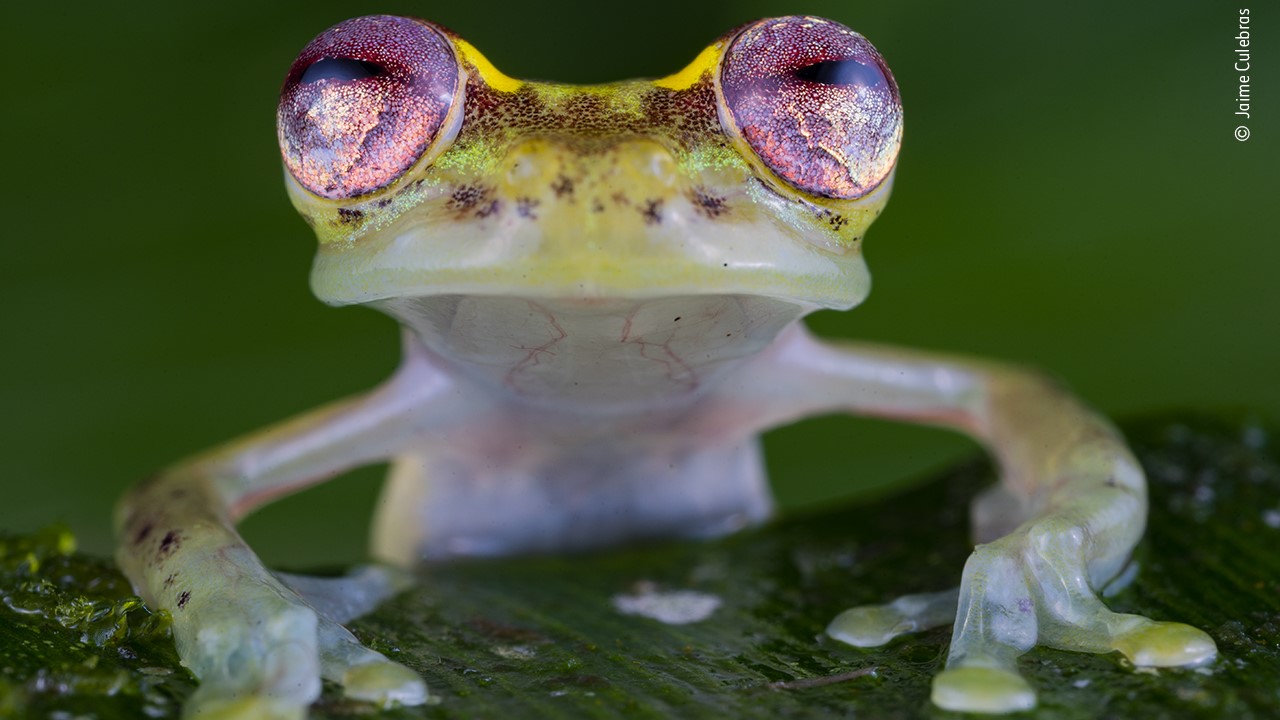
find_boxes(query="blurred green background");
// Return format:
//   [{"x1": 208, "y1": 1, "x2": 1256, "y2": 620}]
[{"x1": 1, "y1": 1, "x2": 1274, "y2": 567}]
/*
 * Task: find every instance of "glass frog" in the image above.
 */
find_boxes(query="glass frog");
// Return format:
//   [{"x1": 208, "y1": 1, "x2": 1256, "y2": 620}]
[{"x1": 114, "y1": 15, "x2": 1216, "y2": 719}]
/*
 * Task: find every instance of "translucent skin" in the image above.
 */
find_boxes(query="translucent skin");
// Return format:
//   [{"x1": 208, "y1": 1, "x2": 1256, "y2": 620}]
[{"x1": 115, "y1": 15, "x2": 1215, "y2": 720}]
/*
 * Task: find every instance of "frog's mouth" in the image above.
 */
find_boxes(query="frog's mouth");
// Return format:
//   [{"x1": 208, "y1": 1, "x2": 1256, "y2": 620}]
[
  {"x1": 309, "y1": 179, "x2": 880, "y2": 310},
  {"x1": 308, "y1": 220, "x2": 872, "y2": 311}
]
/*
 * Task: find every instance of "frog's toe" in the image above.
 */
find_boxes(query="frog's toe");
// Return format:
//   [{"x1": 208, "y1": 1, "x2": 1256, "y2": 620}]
[
  {"x1": 931, "y1": 665, "x2": 1036, "y2": 714},
  {"x1": 827, "y1": 605, "x2": 907, "y2": 647},
  {"x1": 1112, "y1": 619, "x2": 1217, "y2": 667},
  {"x1": 826, "y1": 587, "x2": 959, "y2": 647},
  {"x1": 315, "y1": 610, "x2": 430, "y2": 707},
  {"x1": 342, "y1": 661, "x2": 430, "y2": 707},
  {"x1": 277, "y1": 564, "x2": 414, "y2": 624}
]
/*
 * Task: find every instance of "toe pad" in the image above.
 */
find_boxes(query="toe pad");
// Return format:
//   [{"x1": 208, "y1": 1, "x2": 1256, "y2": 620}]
[{"x1": 931, "y1": 666, "x2": 1036, "y2": 714}]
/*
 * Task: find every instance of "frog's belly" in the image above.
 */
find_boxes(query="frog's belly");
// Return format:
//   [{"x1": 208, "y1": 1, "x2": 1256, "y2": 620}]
[{"x1": 369, "y1": 434, "x2": 772, "y2": 564}]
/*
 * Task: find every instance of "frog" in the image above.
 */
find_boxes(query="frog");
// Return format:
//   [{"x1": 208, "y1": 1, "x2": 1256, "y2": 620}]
[{"x1": 114, "y1": 14, "x2": 1217, "y2": 719}]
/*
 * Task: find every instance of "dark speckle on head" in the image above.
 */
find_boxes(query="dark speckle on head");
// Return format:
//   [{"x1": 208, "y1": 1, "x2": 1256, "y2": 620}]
[
  {"x1": 177, "y1": 590, "x2": 191, "y2": 609},
  {"x1": 591, "y1": 199, "x2": 605, "y2": 213},
  {"x1": 163, "y1": 573, "x2": 178, "y2": 588},
  {"x1": 133, "y1": 522, "x2": 154, "y2": 546},
  {"x1": 828, "y1": 213, "x2": 848, "y2": 230},
  {"x1": 337, "y1": 208, "x2": 364, "y2": 225},
  {"x1": 551, "y1": 175, "x2": 574, "y2": 198},
  {"x1": 159, "y1": 530, "x2": 182, "y2": 557},
  {"x1": 448, "y1": 184, "x2": 490, "y2": 213},
  {"x1": 641, "y1": 199, "x2": 663, "y2": 225},
  {"x1": 516, "y1": 197, "x2": 540, "y2": 219},
  {"x1": 690, "y1": 187, "x2": 729, "y2": 218}
]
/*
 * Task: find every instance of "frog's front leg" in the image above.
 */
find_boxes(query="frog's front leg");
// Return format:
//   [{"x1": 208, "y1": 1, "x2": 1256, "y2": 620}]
[
  {"x1": 731, "y1": 326, "x2": 1216, "y2": 713},
  {"x1": 114, "y1": 346, "x2": 451, "y2": 719}
]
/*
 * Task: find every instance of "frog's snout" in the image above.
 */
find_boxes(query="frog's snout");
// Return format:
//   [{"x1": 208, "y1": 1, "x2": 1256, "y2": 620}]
[{"x1": 497, "y1": 137, "x2": 684, "y2": 205}]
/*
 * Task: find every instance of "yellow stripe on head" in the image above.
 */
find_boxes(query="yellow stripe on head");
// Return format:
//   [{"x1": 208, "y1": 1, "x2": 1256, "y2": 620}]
[
  {"x1": 455, "y1": 39, "x2": 523, "y2": 93},
  {"x1": 654, "y1": 44, "x2": 722, "y2": 90}
]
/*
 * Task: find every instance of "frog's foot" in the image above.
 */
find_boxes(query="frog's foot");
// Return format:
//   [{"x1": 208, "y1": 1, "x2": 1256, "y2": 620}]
[
  {"x1": 941, "y1": 518, "x2": 1214, "y2": 713},
  {"x1": 179, "y1": 578, "x2": 321, "y2": 719},
  {"x1": 179, "y1": 567, "x2": 426, "y2": 718},
  {"x1": 827, "y1": 518, "x2": 1217, "y2": 714}
]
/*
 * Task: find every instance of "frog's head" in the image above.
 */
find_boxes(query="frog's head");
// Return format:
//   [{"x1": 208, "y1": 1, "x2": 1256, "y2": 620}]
[{"x1": 278, "y1": 15, "x2": 902, "y2": 312}]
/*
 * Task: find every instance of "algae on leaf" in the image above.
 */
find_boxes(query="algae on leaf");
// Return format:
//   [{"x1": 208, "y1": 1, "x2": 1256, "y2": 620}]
[
  {"x1": 0, "y1": 527, "x2": 187, "y2": 718},
  {"x1": 3, "y1": 415, "x2": 1278, "y2": 719}
]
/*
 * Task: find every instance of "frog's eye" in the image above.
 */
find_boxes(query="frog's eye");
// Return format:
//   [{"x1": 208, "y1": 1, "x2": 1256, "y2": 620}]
[
  {"x1": 277, "y1": 16, "x2": 459, "y2": 200},
  {"x1": 719, "y1": 17, "x2": 902, "y2": 200}
]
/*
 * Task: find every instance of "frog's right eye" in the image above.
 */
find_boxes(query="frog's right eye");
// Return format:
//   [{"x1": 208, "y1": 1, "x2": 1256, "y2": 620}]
[
  {"x1": 718, "y1": 16, "x2": 902, "y2": 201},
  {"x1": 277, "y1": 16, "x2": 460, "y2": 200}
]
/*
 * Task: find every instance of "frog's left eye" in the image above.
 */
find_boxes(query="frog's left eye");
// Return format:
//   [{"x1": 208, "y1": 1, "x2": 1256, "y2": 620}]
[
  {"x1": 719, "y1": 16, "x2": 902, "y2": 200},
  {"x1": 277, "y1": 16, "x2": 460, "y2": 200}
]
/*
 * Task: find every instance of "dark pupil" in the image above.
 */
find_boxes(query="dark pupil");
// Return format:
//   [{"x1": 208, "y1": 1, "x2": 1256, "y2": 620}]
[
  {"x1": 794, "y1": 59, "x2": 883, "y2": 89},
  {"x1": 300, "y1": 57, "x2": 384, "y2": 84}
]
